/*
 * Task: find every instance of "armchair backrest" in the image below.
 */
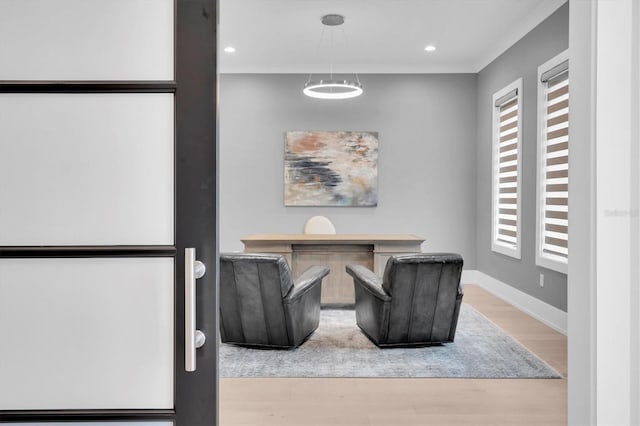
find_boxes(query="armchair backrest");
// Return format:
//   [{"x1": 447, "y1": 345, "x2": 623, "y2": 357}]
[
  {"x1": 382, "y1": 253, "x2": 463, "y2": 343},
  {"x1": 219, "y1": 253, "x2": 294, "y2": 346}
]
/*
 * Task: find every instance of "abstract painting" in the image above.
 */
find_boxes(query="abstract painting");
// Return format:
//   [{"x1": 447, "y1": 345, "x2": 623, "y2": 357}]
[{"x1": 284, "y1": 131, "x2": 378, "y2": 206}]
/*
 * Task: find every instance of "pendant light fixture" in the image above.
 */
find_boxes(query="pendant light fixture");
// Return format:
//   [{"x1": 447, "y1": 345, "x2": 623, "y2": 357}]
[{"x1": 303, "y1": 14, "x2": 363, "y2": 100}]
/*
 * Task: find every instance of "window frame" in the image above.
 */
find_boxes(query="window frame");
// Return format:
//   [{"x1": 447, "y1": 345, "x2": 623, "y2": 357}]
[
  {"x1": 536, "y1": 50, "x2": 569, "y2": 274},
  {"x1": 491, "y1": 78, "x2": 523, "y2": 259}
]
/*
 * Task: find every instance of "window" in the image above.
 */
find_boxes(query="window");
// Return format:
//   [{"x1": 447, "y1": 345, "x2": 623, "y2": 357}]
[
  {"x1": 536, "y1": 51, "x2": 569, "y2": 273},
  {"x1": 492, "y1": 78, "x2": 523, "y2": 259}
]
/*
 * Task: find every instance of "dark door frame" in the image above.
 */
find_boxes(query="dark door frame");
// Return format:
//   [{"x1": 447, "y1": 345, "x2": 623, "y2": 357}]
[
  {"x1": 175, "y1": 0, "x2": 218, "y2": 424},
  {"x1": 0, "y1": 0, "x2": 218, "y2": 424}
]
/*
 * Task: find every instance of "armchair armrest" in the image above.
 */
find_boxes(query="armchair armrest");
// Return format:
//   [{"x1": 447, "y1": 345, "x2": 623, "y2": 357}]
[
  {"x1": 284, "y1": 266, "x2": 330, "y2": 304},
  {"x1": 346, "y1": 265, "x2": 390, "y2": 302}
]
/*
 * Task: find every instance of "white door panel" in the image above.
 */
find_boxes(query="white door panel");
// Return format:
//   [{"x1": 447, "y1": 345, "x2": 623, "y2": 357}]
[
  {"x1": 0, "y1": 0, "x2": 216, "y2": 422},
  {"x1": 18, "y1": 423, "x2": 173, "y2": 426},
  {"x1": 0, "y1": 258, "x2": 174, "y2": 410},
  {"x1": 0, "y1": 93, "x2": 174, "y2": 246},
  {"x1": 0, "y1": 0, "x2": 173, "y2": 81}
]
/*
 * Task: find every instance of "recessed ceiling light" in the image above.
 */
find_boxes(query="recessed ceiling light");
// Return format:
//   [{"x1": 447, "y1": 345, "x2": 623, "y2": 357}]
[
  {"x1": 424, "y1": 45, "x2": 437, "y2": 52},
  {"x1": 224, "y1": 46, "x2": 236, "y2": 53}
]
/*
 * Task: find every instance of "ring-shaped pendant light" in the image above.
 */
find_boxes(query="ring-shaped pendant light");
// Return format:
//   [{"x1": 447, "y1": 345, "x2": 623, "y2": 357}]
[
  {"x1": 303, "y1": 79, "x2": 363, "y2": 99},
  {"x1": 303, "y1": 14, "x2": 363, "y2": 100}
]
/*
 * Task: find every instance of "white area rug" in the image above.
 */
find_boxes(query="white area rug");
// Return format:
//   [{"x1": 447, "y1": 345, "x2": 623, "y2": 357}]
[{"x1": 219, "y1": 304, "x2": 561, "y2": 378}]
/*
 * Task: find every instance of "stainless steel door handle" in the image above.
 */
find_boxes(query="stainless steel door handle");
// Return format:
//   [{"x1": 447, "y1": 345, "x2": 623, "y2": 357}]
[{"x1": 185, "y1": 248, "x2": 206, "y2": 372}]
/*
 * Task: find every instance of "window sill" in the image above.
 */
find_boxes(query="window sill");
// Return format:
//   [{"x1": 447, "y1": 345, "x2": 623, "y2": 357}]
[
  {"x1": 536, "y1": 254, "x2": 568, "y2": 274},
  {"x1": 491, "y1": 242, "x2": 521, "y2": 260}
]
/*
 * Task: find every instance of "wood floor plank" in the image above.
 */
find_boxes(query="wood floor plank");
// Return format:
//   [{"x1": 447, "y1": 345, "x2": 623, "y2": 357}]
[{"x1": 220, "y1": 284, "x2": 567, "y2": 426}]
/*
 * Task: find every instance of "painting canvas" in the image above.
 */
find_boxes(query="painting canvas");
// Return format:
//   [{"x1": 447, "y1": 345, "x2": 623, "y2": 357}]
[{"x1": 284, "y1": 131, "x2": 378, "y2": 206}]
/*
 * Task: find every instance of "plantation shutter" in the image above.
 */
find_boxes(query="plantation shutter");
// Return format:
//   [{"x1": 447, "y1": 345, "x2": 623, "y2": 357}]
[
  {"x1": 496, "y1": 92, "x2": 519, "y2": 247},
  {"x1": 541, "y1": 68, "x2": 569, "y2": 260}
]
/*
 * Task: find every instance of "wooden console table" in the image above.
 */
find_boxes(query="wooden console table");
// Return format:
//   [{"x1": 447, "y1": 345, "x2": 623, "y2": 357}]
[{"x1": 241, "y1": 234, "x2": 424, "y2": 304}]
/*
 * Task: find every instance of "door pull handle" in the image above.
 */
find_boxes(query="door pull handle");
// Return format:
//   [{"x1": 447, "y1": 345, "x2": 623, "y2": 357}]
[{"x1": 185, "y1": 247, "x2": 206, "y2": 372}]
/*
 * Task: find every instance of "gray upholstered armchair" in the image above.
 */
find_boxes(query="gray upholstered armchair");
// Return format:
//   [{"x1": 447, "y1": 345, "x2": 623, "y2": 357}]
[
  {"x1": 346, "y1": 253, "x2": 464, "y2": 347},
  {"x1": 219, "y1": 253, "x2": 329, "y2": 348}
]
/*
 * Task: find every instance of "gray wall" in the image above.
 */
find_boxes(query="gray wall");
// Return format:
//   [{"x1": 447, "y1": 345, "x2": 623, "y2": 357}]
[
  {"x1": 220, "y1": 74, "x2": 478, "y2": 268},
  {"x1": 475, "y1": 3, "x2": 569, "y2": 310}
]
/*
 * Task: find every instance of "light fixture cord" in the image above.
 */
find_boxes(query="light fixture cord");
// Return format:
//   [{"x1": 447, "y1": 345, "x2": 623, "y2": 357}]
[
  {"x1": 341, "y1": 26, "x2": 360, "y2": 85},
  {"x1": 307, "y1": 24, "x2": 327, "y2": 84},
  {"x1": 330, "y1": 26, "x2": 334, "y2": 80}
]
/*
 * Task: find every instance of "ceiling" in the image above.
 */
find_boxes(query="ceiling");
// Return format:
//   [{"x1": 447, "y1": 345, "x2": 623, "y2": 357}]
[{"x1": 219, "y1": 0, "x2": 566, "y2": 74}]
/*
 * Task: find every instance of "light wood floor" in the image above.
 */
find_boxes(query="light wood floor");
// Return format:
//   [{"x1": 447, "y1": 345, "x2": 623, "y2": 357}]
[{"x1": 219, "y1": 284, "x2": 567, "y2": 426}]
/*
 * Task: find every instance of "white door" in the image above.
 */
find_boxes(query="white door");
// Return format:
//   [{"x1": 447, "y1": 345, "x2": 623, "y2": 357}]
[{"x1": 0, "y1": 1, "x2": 218, "y2": 424}]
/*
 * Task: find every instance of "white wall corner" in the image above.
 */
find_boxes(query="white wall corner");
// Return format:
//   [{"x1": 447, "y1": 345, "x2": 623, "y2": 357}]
[
  {"x1": 473, "y1": 0, "x2": 568, "y2": 72},
  {"x1": 462, "y1": 270, "x2": 567, "y2": 335}
]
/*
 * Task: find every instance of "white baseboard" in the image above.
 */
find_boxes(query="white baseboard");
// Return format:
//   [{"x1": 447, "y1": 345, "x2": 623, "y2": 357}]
[{"x1": 462, "y1": 270, "x2": 567, "y2": 335}]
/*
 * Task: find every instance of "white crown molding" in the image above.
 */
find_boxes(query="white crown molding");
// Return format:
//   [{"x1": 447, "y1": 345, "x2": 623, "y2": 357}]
[
  {"x1": 462, "y1": 269, "x2": 567, "y2": 335},
  {"x1": 219, "y1": 64, "x2": 476, "y2": 75},
  {"x1": 473, "y1": 0, "x2": 568, "y2": 73}
]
